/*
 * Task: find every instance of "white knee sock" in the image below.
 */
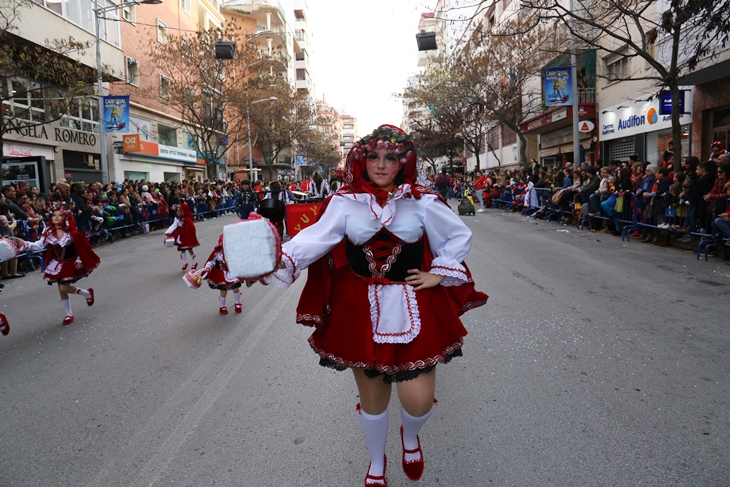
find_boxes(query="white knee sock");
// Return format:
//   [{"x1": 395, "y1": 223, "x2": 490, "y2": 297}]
[
  {"x1": 233, "y1": 293, "x2": 241, "y2": 304},
  {"x1": 75, "y1": 288, "x2": 91, "y2": 299},
  {"x1": 401, "y1": 406, "x2": 431, "y2": 462},
  {"x1": 359, "y1": 408, "x2": 389, "y2": 480},
  {"x1": 219, "y1": 296, "x2": 226, "y2": 307},
  {"x1": 191, "y1": 254, "x2": 197, "y2": 265},
  {"x1": 61, "y1": 299, "x2": 72, "y2": 317},
  {"x1": 180, "y1": 253, "x2": 187, "y2": 264}
]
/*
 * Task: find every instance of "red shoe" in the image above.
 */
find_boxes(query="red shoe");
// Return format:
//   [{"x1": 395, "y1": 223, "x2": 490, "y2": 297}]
[
  {"x1": 181, "y1": 263, "x2": 188, "y2": 272},
  {"x1": 0, "y1": 313, "x2": 9, "y2": 336},
  {"x1": 191, "y1": 262, "x2": 198, "y2": 271},
  {"x1": 62, "y1": 315, "x2": 75, "y2": 326},
  {"x1": 400, "y1": 425, "x2": 424, "y2": 481},
  {"x1": 219, "y1": 306, "x2": 228, "y2": 315},
  {"x1": 234, "y1": 303, "x2": 242, "y2": 313},
  {"x1": 364, "y1": 455, "x2": 387, "y2": 487},
  {"x1": 85, "y1": 288, "x2": 95, "y2": 307}
]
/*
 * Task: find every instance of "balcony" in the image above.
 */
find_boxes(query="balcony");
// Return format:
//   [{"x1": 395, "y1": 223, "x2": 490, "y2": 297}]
[
  {"x1": 253, "y1": 50, "x2": 290, "y2": 70},
  {"x1": 225, "y1": 0, "x2": 285, "y2": 15}
]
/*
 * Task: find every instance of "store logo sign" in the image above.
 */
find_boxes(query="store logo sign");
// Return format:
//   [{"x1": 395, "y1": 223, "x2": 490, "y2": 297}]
[{"x1": 646, "y1": 107, "x2": 658, "y2": 125}]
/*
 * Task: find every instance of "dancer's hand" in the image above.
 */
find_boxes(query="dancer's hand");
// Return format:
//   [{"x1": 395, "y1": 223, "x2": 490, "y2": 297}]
[
  {"x1": 75, "y1": 261, "x2": 83, "y2": 270},
  {"x1": 406, "y1": 269, "x2": 445, "y2": 291}
]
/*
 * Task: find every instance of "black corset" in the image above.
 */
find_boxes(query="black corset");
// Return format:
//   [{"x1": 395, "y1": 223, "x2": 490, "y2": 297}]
[
  {"x1": 54, "y1": 242, "x2": 77, "y2": 260},
  {"x1": 346, "y1": 230, "x2": 423, "y2": 282}
]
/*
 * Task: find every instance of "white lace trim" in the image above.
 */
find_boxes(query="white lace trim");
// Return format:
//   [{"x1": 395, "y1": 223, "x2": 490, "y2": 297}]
[
  {"x1": 368, "y1": 283, "x2": 421, "y2": 344},
  {"x1": 430, "y1": 262, "x2": 468, "y2": 287},
  {"x1": 272, "y1": 250, "x2": 299, "y2": 289}
]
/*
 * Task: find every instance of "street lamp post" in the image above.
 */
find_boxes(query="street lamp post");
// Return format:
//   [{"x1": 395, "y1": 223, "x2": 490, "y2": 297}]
[
  {"x1": 94, "y1": 0, "x2": 162, "y2": 184},
  {"x1": 246, "y1": 96, "x2": 277, "y2": 181}
]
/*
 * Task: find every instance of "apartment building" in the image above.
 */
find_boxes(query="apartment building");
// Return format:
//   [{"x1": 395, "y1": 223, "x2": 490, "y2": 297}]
[
  {"x1": 293, "y1": 0, "x2": 315, "y2": 101},
  {"x1": 316, "y1": 97, "x2": 342, "y2": 163},
  {"x1": 2, "y1": 0, "x2": 127, "y2": 187},
  {"x1": 108, "y1": 0, "x2": 226, "y2": 183},
  {"x1": 340, "y1": 113, "x2": 358, "y2": 160}
]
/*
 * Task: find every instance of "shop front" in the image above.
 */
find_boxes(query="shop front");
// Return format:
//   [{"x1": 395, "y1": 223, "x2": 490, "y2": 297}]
[
  {"x1": 2, "y1": 119, "x2": 101, "y2": 187},
  {"x1": 111, "y1": 134, "x2": 203, "y2": 183},
  {"x1": 599, "y1": 92, "x2": 693, "y2": 165},
  {"x1": 520, "y1": 104, "x2": 597, "y2": 167}
]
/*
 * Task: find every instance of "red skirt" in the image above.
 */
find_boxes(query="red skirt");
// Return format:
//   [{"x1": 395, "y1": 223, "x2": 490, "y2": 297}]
[
  {"x1": 307, "y1": 271, "x2": 468, "y2": 381},
  {"x1": 44, "y1": 257, "x2": 96, "y2": 285},
  {"x1": 206, "y1": 267, "x2": 242, "y2": 290}
]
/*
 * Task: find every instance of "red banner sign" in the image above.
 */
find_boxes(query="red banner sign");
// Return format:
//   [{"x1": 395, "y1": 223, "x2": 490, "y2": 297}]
[{"x1": 286, "y1": 203, "x2": 323, "y2": 237}]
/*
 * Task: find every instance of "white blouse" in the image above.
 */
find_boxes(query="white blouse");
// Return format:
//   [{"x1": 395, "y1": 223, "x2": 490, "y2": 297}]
[{"x1": 273, "y1": 184, "x2": 472, "y2": 344}]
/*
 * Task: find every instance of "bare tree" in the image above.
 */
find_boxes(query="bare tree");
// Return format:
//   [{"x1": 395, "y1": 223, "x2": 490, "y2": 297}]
[
  {"x1": 146, "y1": 21, "x2": 258, "y2": 179},
  {"x1": 246, "y1": 79, "x2": 317, "y2": 180},
  {"x1": 297, "y1": 127, "x2": 340, "y2": 178},
  {"x1": 1, "y1": 0, "x2": 100, "y2": 158},
  {"x1": 521, "y1": 0, "x2": 730, "y2": 159}
]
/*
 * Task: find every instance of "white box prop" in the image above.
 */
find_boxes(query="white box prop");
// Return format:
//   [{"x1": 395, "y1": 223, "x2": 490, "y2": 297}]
[
  {"x1": 164, "y1": 238, "x2": 176, "y2": 248},
  {"x1": 0, "y1": 238, "x2": 21, "y2": 262},
  {"x1": 223, "y1": 217, "x2": 281, "y2": 279}
]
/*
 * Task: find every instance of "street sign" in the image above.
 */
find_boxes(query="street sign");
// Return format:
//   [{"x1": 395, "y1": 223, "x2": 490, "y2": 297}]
[
  {"x1": 295, "y1": 154, "x2": 305, "y2": 166},
  {"x1": 578, "y1": 120, "x2": 595, "y2": 133}
]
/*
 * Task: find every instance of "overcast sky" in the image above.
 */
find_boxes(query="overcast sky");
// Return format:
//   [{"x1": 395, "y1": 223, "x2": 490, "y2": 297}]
[{"x1": 305, "y1": 0, "x2": 433, "y2": 135}]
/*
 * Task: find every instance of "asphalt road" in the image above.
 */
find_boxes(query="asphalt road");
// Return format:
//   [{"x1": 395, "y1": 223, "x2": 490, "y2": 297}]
[{"x1": 1, "y1": 206, "x2": 728, "y2": 487}]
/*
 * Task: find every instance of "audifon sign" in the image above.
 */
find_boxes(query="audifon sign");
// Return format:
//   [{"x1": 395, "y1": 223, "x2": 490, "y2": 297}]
[{"x1": 599, "y1": 92, "x2": 693, "y2": 142}]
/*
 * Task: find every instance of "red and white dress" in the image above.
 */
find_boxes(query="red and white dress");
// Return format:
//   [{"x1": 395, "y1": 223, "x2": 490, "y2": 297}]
[
  {"x1": 204, "y1": 244, "x2": 243, "y2": 290},
  {"x1": 165, "y1": 205, "x2": 200, "y2": 251},
  {"x1": 273, "y1": 184, "x2": 487, "y2": 382},
  {"x1": 24, "y1": 228, "x2": 101, "y2": 285}
]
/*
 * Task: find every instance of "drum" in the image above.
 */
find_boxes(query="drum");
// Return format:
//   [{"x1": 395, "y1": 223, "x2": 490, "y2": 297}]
[
  {"x1": 164, "y1": 238, "x2": 176, "y2": 248},
  {"x1": 0, "y1": 238, "x2": 21, "y2": 262},
  {"x1": 223, "y1": 215, "x2": 282, "y2": 279},
  {"x1": 258, "y1": 198, "x2": 286, "y2": 220}
]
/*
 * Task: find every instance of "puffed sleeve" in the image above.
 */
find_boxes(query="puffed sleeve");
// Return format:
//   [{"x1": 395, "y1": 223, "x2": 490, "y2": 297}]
[
  {"x1": 272, "y1": 196, "x2": 347, "y2": 289},
  {"x1": 423, "y1": 195, "x2": 472, "y2": 286},
  {"x1": 23, "y1": 237, "x2": 47, "y2": 253},
  {"x1": 165, "y1": 218, "x2": 181, "y2": 236}
]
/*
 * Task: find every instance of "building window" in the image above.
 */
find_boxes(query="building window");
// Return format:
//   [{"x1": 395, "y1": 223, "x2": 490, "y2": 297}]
[
  {"x1": 35, "y1": 0, "x2": 121, "y2": 47},
  {"x1": 606, "y1": 56, "x2": 629, "y2": 84},
  {"x1": 122, "y1": 4, "x2": 136, "y2": 23},
  {"x1": 158, "y1": 124, "x2": 177, "y2": 146},
  {"x1": 2, "y1": 79, "x2": 45, "y2": 123},
  {"x1": 180, "y1": 0, "x2": 190, "y2": 14},
  {"x1": 157, "y1": 19, "x2": 168, "y2": 43},
  {"x1": 160, "y1": 75, "x2": 170, "y2": 99},
  {"x1": 501, "y1": 125, "x2": 517, "y2": 146},
  {"x1": 126, "y1": 57, "x2": 139, "y2": 85},
  {"x1": 61, "y1": 96, "x2": 99, "y2": 133}
]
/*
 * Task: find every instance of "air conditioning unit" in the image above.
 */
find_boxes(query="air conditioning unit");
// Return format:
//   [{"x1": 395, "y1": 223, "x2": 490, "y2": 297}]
[
  {"x1": 416, "y1": 31, "x2": 437, "y2": 51},
  {"x1": 215, "y1": 40, "x2": 236, "y2": 60}
]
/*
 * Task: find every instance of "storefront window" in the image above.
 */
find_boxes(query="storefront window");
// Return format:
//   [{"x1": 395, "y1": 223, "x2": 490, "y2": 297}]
[
  {"x1": 646, "y1": 125, "x2": 690, "y2": 165},
  {"x1": 712, "y1": 107, "x2": 730, "y2": 151},
  {"x1": 157, "y1": 124, "x2": 177, "y2": 147}
]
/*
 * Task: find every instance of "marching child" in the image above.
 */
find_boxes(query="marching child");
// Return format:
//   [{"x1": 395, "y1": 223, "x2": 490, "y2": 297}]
[
  {"x1": 17, "y1": 204, "x2": 100, "y2": 325},
  {"x1": 202, "y1": 235, "x2": 245, "y2": 315},
  {"x1": 164, "y1": 204, "x2": 200, "y2": 271}
]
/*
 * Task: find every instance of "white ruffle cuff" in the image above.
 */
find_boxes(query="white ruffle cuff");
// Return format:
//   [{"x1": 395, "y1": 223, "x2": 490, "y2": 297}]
[
  {"x1": 272, "y1": 251, "x2": 300, "y2": 290},
  {"x1": 429, "y1": 257, "x2": 468, "y2": 287}
]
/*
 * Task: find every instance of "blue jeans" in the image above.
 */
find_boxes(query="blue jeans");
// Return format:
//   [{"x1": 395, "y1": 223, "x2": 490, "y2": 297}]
[
  {"x1": 476, "y1": 189, "x2": 485, "y2": 209},
  {"x1": 715, "y1": 217, "x2": 730, "y2": 239}
]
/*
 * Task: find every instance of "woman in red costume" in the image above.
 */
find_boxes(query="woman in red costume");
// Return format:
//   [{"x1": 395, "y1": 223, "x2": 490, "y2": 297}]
[
  {"x1": 272, "y1": 125, "x2": 487, "y2": 486},
  {"x1": 164, "y1": 204, "x2": 200, "y2": 271},
  {"x1": 18, "y1": 204, "x2": 100, "y2": 325},
  {"x1": 202, "y1": 235, "x2": 245, "y2": 315}
]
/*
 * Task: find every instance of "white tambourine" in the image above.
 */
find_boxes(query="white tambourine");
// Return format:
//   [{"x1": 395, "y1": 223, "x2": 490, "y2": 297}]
[
  {"x1": 164, "y1": 238, "x2": 176, "y2": 248},
  {"x1": 0, "y1": 237, "x2": 21, "y2": 262},
  {"x1": 223, "y1": 213, "x2": 282, "y2": 279}
]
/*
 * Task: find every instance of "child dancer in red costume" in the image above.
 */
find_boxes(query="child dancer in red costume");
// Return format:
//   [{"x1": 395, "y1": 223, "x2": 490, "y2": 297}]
[
  {"x1": 273, "y1": 125, "x2": 487, "y2": 486},
  {"x1": 202, "y1": 235, "x2": 245, "y2": 315},
  {"x1": 164, "y1": 204, "x2": 200, "y2": 271},
  {"x1": 18, "y1": 204, "x2": 100, "y2": 325}
]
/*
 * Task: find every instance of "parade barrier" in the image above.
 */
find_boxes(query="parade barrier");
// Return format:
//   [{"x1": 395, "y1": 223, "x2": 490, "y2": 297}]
[{"x1": 486, "y1": 185, "x2": 728, "y2": 262}]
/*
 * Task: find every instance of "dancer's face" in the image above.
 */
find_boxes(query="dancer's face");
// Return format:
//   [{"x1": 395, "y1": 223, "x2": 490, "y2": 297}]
[
  {"x1": 51, "y1": 210, "x2": 65, "y2": 227},
  {"x1": 365, "y1": 148, "x2": 400, "y2": 189}
]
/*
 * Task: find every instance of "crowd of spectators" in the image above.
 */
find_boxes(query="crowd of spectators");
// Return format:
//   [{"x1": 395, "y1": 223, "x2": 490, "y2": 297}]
[
  {"x1": 0, "y1": 169, "x2": 349, "y2": 281},
  {"x1": 422, "y1": 141, "x2": 730, "y2": 255}
]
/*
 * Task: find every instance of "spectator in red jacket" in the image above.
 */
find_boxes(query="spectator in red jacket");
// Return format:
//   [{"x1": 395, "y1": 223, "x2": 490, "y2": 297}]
[{"x1": 474, "y1": 170, "x2": 487, "y2": 212}]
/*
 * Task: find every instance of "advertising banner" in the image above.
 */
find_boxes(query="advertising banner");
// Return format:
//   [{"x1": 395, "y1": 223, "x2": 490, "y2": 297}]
[
  {"x1": 543, "y1": 67, "x2": 573, "y2": 106},
  {"x1": 102, "y1": 95, "x2": 130, "y2": 132}
]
